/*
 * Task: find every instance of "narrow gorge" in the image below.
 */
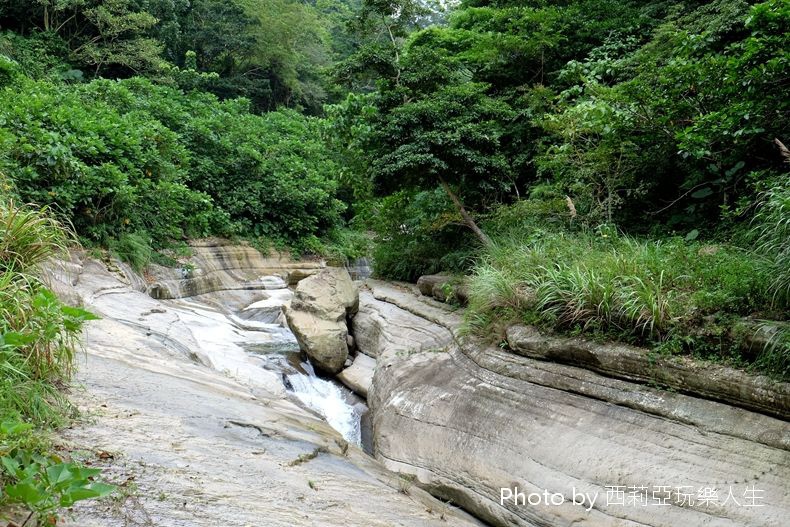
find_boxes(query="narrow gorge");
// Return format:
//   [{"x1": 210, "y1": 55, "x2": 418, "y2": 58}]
[
  {"x1": 45, "y1": 241, "x2": 482, "y2": 527},
  {"x1": 41, "y1": 240, "x2": 789, "y2": 527}
]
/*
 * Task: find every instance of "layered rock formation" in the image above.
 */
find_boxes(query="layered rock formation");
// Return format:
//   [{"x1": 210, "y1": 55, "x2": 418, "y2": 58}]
[
  {"x1": 357, "y1": 280, "x2": 790, "y2": 527},
  {"x1": 47, "y1": 249, "x2": 482, "y2": 527},
  {"x1": 506, "y1": 324, "x2": 790, "y2": 420},
  {"x1": 417, "y1": 274, "x2": 469, "y2": 305},
  {"x1": 284, "y1": 267, "x2": 358, "y2": 374},
  {"x1": 146, "y1": 238, "x2": 323, "y2": 299},
  {"x1": 46, "y1": 246, "x2": 790, "y2": 527},
  {"x1": 352, "y1": 281, "x2": 458, "y2": 359}
]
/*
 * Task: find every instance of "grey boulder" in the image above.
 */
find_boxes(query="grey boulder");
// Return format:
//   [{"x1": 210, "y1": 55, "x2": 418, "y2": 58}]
[{"x1": 285, "y1": 267, "x2": 358, "y2": 373}]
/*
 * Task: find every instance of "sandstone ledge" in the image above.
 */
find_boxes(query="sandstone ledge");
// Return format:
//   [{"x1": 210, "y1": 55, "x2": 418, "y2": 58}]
[
  {"x1": 506, "y1": 324, "x2": 790, "y2": 420},
  {"x1": 360, "y1": 280, "x2": 790, "y2": 527}
]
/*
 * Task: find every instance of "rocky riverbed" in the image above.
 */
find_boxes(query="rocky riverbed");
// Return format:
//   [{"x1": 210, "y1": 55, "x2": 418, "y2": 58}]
[
  {"x1": 46, "y1": 242, "x2": 482, "y2": 527},
  {"x1": 42, "y1": 241, "x2": 789, "y2": 527}
]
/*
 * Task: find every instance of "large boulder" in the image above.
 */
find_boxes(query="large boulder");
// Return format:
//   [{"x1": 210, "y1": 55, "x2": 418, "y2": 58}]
[
  {"x1": 285, "y1": 267, "x2": 358, "y2": 373},
  {"x1": 360, "y1": 280, "x2": 790, "y2": 527}
]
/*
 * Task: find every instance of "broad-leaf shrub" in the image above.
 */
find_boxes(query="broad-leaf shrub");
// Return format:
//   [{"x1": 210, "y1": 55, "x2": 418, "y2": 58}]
[
  {"x1": 0, "y1": 77, "x2": 219, "y2": 247},
  {"x1": 367, "y1": 189, "x2": 476, "y2": 281},
  {"x1": 1, "y1": 420, "x2": 115, "y2": 524},
  {"x1": 79, "y1": 79, "x2": 345, "y2": 241},
  {"x1": 0, "y1": 75, "x2": 345, "y2": 252}
]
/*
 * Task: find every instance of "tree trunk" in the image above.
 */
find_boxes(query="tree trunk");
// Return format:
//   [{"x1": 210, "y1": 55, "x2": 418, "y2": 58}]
[{"x1": 437, "y1": 175, "x2": 493, "y2": 247}]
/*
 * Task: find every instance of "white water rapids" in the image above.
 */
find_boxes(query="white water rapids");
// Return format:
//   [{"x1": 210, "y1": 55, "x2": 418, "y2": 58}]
[
  {"x1": 221, "y1": 284, "x2": 367, "y2": 446},
  {"x1": 283, "y1": 357, "x2": 363, "y2": 446},
  {"x1": 168, "y1": 281, "x2": 365, "y2": 446},
  {"x1": 243, "y1": 334, "x2": 364, "y2": 446}
]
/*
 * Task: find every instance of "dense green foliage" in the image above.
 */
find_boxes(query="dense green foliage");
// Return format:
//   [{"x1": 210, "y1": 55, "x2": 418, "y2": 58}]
[
  {"x1": 347, "y1": 0, "x2": 788, "y2": 270},
  {"x1": 0, "y1": 74, "x2": 220, "y2": 248},
  {"x1": 0, "y1": 0, "x2": 787, "y2": 375},
  {"x1": 363, "y1": 189, "x2": 475, "y2": 281},
  {"x1": 0, "y1": 15, "x2": 785, "y2": 524},
  {"x1": 0, "y1": 65, "x2": 347, "y2": 256},
  {"x1": 332, "y1": 0, "x2": 789, "y2": 375},
  {"x1": 0, "y1": 0, "x2": 358, "y2": 111}
]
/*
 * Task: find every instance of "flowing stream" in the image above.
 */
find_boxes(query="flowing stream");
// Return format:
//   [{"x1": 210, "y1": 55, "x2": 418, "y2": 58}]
[
  {"x1": 244, "y1": 337, "x2": 367, "y2": 447},
  {"x1": 234, "y1": 282, "x2": 369, "y2": 448},
  {"x1": 163, "y1": 275, "x2": 367, "y2": 448}
]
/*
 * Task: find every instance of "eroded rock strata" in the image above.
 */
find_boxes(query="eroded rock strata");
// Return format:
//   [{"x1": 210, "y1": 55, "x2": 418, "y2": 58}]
[
  {"x1": 358, "y1": 280, "x2": 790, "y2": 527},
  {"x1": 46, "y1": 249, "x2": 483, "y2": 527}
]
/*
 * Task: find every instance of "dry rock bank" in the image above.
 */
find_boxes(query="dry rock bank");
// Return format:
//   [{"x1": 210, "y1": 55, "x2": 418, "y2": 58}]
[{"x1": 346, "y1": 279, "x2": 790, "y2": 527}]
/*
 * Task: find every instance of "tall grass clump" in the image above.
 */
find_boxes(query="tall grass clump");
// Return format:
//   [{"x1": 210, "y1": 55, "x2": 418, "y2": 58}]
[
  {"x1": 0, "y1": 199, "x2": 114, "y2": 523},
  {"x1": 748, "y1": 173, "x2": 790, "y2": 377},
  {"x1": 0, "y1": 200, "x2": 69, "y2": 273},
  {"x1": 466, "y1": 228, "x2": 785, "y2": 375},
  {"x1": 0, "y1": 200, "x2": 95, "y2": 424},
  {"x1": 106, "y1": 231, "x2": 154, "y2": 272},
  {"x1": 752, "y1": 178, "x2": 790, "y2": 307}
]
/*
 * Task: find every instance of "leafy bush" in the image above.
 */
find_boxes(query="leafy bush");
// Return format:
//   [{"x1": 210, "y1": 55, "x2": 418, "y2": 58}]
[
  {"x1": 0, "y1": 76, "x2": 221, "y2": 248},
  {"x1": 1, "y1": 420, "x2": 115, "y2": 524},
  {"x1": 318, "y1": 228, "x2": 373, "y2": 265},
  {"x1": 0, "y1": 31, "x2": 73, "y2": 81},
  {"x1": 365, "y1": 189, "x2": 476, "y2": 281},
  {"x1": 94, "y1": 79, "x2": 346, "y2": 241},
  {"x1": 537, "y1": 0, "x2": 789, "y2": 231},
  {"x1": 0, "y1": 73, "x2": 347, "y2": 258},
  {"x1": 482, "y1": 191, "x2": 575, "y2": 238}
]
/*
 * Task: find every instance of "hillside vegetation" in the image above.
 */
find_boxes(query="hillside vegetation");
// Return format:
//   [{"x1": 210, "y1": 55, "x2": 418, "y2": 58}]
[
  {"x1": 0, "y1": 1, "x2": 787, "y2": 520},
  {"x1": 0, "y1": 0, "x2": 786, "y2": 443}
]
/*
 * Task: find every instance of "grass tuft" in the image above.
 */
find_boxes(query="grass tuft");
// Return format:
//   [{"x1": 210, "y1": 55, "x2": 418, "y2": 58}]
[{"x1": 466, "y1": 229, "x2": 787, "y2": 377}]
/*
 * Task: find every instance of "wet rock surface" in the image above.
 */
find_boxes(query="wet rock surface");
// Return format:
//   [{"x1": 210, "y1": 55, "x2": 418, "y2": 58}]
[{"x1": 47, "y1": 251, "x2": 482, "y2": 527}]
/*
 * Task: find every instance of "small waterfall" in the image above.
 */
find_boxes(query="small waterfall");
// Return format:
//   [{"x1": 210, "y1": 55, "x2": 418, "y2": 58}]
[
  {"x1": 171, "y1": 283, "x2": 366, "y2": 447},
  {"x1": 242, "y1": 311, "x2": 364, "y2": 446},
  {"x1": 286, "y1": 360, "x2": 362, "y2": 446},
  {"x1": 345, "y1": 257, "x2": 373, "y2": 281}
]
